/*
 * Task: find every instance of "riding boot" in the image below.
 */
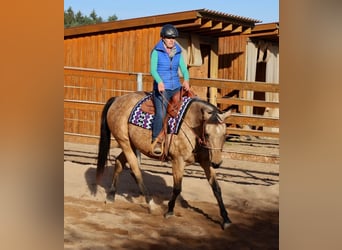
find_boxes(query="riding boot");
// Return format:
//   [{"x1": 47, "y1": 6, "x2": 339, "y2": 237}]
[{"x1": 151, "y1": 138, "x2": 164, "y2": 156}]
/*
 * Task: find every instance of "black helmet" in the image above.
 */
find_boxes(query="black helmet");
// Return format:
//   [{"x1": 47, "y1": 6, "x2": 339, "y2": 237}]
[{"x1": 160, "y1": 24, "x2": 178, "y2": 38}]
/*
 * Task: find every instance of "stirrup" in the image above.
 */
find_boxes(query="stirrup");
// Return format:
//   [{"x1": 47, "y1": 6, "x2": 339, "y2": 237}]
[{"x1": 151, "y1": 139, "x2": 164, "y2": 156}]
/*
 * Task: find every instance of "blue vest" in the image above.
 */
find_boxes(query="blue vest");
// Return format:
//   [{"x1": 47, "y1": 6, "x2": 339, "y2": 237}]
[{"x1": 153, "y1": 40, "x2": 182, "y2": 90}]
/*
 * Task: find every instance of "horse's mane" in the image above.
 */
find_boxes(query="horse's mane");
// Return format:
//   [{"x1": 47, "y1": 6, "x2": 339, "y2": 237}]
[
  {"x1": 192, "y1": 98, "x2": 221, "y2": 112},
  {"x1": 191, "y1": 98, "x2": 224, "y2": 123}
]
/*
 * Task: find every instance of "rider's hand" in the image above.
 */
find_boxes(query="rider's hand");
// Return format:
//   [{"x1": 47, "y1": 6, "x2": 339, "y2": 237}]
[
  {"x1": 158, "y1": 82, "x2": 165, "y2": 93},
  {"x1": 182, "y1": 80, "x2": 190, "y2": 91}
]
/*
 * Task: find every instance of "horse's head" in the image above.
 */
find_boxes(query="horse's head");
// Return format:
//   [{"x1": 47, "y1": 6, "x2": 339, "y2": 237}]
[{"x1": 201, "y1": 108, "x2": 232, "y2": 168}]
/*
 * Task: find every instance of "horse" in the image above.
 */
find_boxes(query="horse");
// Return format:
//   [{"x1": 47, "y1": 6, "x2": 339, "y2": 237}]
[{"x1": 96, "y1": 91, "x2": 233, "y2": 229}]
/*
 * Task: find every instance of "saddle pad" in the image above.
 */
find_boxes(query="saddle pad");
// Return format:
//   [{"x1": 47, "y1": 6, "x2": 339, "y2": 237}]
[{"x1": 128, "y1": 93, "x2": 194, "y2": 134}]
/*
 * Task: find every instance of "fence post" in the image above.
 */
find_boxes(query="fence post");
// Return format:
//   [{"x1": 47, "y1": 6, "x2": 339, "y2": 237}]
[
  {"x1": 136, "y1": 73, "x2": 143, "y2": 164},
  {"x1": 137, "y1": 73, "x2": 143, "y2": 91}
]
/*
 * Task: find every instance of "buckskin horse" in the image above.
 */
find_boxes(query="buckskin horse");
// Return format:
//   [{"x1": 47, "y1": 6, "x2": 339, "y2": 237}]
[{"x1": 96, "y1": 91, "x2": 232, "y2": 229}]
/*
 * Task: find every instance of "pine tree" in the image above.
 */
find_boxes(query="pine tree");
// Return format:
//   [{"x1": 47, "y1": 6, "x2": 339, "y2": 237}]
[{"x1": 64, "y1": 7, "x2": 117, "y2": 28}]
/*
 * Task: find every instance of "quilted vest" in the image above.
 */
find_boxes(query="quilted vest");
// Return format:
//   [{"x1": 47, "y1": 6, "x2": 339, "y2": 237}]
[{"x1": 153, "y1": 40, "x2": 182, "y2": 90}]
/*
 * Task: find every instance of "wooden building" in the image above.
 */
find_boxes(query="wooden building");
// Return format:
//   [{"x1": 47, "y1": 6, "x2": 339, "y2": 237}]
[
  {"x1": 64, "y1": 9, "x2": 274, "y2": 98},
  {"x1": 64, "y1": 9, "x2": 279, "y2": 143}
]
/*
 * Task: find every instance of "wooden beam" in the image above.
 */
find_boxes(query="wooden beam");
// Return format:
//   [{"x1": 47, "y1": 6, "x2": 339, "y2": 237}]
[
  {"x1": 209, "y1": 42, "x2": 219, "y2": 106},
  {"x1": 231, "y1": 25, "x2": 242, "y2": 33},
  {"x1": 200, "y1": 20, "x2": 212, "y2": 28},
  {"x1": 252, "y1": 23, "x2": 279, "y2": 32},
  {"x1": 174, "y1": 18, "x2": 202, "y2": 29},
  {"x1": 218, "y1": 98, "x2": 279, "y2": 109},
  {"x1": 64, "y1": 68, "x2": 137, "y2": 81},
  {"x1": 195, "y1": 23, "x2": 229, "y2": 35},
  {"x1": 248, "y1": 30, "x2": 279, "y2": 37},
  {"x1": 190, "y1": 78, "x2": 280, "y2": 92},
  {"x1": 64, "y1": 100, "x2": 104, "y2": 111},
  {"x1": 222, "y1": 23, "x2": 233, "y2": 32},
  {"x1": 65, "y1": 10, "x2": 200, "y2": 37},
  {"x1": 226, "y1": 114, "x2": 279, "y2": 127},
  {"x1": 211, "y1": 22, "x2": 223, "y2": 30},
  {"x1": 226, "y1": 128, "x2": 279, "y2": 138},
  {"x1": 242, "y1": 27, "x2": 252, "y2": 34}
]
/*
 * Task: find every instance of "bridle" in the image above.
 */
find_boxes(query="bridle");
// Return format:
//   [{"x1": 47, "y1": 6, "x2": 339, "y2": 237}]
[
  {"x1": 181, "y1": 113, "x2": 225, "y2": 151},
  {"x1": 160, "y1": 92, "x2": 225, "y2": 152}
]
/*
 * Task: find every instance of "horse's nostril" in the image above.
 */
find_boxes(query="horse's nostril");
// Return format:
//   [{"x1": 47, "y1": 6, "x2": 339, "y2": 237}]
[{"x1": 211, "y1": 161, "x2": 222, "y2": 169}]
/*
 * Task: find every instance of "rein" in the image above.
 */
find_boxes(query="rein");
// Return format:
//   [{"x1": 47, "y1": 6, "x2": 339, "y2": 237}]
[
  {"x1": 160, "y1": 93, "x2": 201, "y2": 150},
  {"x1": 185, "y1": 119, "x2": 225, "y2": 151},
  {"x1": 160, "y1": 92, "x2": 224, "y2": 152}
]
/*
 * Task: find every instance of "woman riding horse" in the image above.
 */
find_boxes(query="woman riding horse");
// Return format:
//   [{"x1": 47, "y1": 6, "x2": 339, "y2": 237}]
[
  {"x1": 150, "y1": 24, "x2": 190, "y2": 156},
  {"x1": 96, "y1": 91, "x2": 233, "y2": 229}
]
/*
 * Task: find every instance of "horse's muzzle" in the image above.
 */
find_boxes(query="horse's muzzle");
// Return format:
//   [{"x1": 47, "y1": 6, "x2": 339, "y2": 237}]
[{"x1": 211, "y1": 160, "x2": 223, "y2": 169}]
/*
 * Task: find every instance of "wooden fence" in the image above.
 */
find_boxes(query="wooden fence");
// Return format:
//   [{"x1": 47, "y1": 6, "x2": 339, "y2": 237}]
[{"x1": 64, "y1": 66, "x2": 279, "y2": 144}]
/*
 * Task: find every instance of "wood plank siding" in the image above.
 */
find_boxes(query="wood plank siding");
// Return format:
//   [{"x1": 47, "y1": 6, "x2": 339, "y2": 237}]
[
  {"x1": 218, "y1": 35, "x2": 248, "y2": 110},
  {"x1": 64, "y1": 27, "x2": 160, "y2": 73},
  {"x1": 64, "y1": 9, "x2": 260, "y2": 72},
  {"x1": 64, "y1": 10, "x2": 279, "y2": 144}
]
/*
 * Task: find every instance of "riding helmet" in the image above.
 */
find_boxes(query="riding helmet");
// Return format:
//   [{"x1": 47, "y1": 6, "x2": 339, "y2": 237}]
[{"x1": 160, "y1": 24, "x2": 179, "y2": 38}]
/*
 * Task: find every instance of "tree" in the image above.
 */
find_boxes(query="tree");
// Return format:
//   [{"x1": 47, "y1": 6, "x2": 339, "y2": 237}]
[
  {"x1": 64, "y1": 7, "x2": 118, "y2": 28},
  {"x1": 64, "y1": 7, "x2": 75, "y2": 27},
  {"x1": 108, "y1": 15, "x2": 118, "y2": 22}
]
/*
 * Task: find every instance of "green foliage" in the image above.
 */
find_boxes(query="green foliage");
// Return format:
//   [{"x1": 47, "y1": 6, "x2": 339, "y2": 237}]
[
  {"x1": 64, "y1": 6, "x2": 118, "y2": 28},
  {"x1": 108, "y1": 14, "x2": 118, "y2": 22}
]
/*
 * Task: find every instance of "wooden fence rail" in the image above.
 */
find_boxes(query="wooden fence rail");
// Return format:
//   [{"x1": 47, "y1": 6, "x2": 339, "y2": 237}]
[{"x1": 64, "y1": 66, "x2": 279, "y2": 144}]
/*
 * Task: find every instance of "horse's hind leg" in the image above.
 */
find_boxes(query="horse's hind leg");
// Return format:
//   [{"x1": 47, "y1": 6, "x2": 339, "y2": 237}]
[
  {"x1": 107, "y1": 152, "x2": 125, "y2": 201},
  {"x1": 121, "y1": 145, "x2": 151, "y2": 204},
  {"x1": 203, "y1": 166, "x2": 232, "y2": 230}
]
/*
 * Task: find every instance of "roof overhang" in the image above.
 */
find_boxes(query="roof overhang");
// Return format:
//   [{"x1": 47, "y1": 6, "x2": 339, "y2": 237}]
[
  {"x1": 64, "y1": 9, "x2": 261, "y2": 38},
  {"x1": 248, "y1": 22, "x2": 279, "y2": 42}
]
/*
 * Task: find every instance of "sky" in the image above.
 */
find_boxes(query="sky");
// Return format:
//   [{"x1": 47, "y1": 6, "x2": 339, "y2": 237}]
[{"x1": 64, "y1": 0, "x2": 279, "y2": 24}]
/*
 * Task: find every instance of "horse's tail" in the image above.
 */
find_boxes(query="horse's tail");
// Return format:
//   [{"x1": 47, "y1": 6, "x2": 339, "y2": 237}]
[{"x1": 96, "y1": 97, "x2": 116, "y2": 184}]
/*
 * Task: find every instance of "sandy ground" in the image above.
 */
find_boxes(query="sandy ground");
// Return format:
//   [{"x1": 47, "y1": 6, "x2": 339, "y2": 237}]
[{"x1": 64, "y1": 141, "x2": 279, "y2": 249}]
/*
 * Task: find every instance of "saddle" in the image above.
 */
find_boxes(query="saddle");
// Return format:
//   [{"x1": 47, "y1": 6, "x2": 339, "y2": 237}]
[
  {"x1": 141, "y1": 88, "x2": 196, "y2": 117},
  {"x1": 142, "y1": 88, "x2": 196, "y2": 157}
]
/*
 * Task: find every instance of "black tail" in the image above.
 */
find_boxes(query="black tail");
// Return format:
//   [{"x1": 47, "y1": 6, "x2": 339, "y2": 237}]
[{"x1": 96, "y1": 97, "x2": 116, "y2": 184}]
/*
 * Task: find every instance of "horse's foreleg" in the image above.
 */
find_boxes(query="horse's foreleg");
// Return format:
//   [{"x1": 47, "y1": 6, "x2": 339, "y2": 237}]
[
  {"x1": 107, "y1": 152, "x2": 125, "y2": 201},
  {"x1": 165, "y1": 159, "x2": 184, "y2": 218},
  {"x1": 165, "y1": 186, "x2": 181, "y2": 218},
  {"x1": 204, "y1": 166, "x2": 232, "y2": 230},
  {"x1": 211, "y1": 178, "x2": 232, "y2": 229}
]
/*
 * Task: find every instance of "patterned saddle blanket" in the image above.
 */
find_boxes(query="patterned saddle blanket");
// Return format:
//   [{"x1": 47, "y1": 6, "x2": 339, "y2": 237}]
[{"x1": 128, "y1": 93, "x2": 194, "y2": 134}]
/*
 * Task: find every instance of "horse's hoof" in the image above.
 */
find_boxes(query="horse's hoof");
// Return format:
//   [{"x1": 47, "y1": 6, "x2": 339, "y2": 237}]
[
  {"x1": 164, "y1": 211, "x2": 174, "y2": 219},
  {"x1": 106, "y1": 192, "x2": 116, "y2": 201},
  {"x1": 222, "y1": 221, "x2": 232, "y2": 230},
  {"x1": 148, "y1": 199, "x2": 162, "y2": 214},
  {"x1": 90, "y1": 184, "x2": 98, "y2": 196}
]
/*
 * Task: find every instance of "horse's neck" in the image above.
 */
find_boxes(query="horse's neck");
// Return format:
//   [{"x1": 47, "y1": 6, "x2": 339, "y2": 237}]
[{"x1": 185, "y1": 101, "x2": 209, "y2": 129}]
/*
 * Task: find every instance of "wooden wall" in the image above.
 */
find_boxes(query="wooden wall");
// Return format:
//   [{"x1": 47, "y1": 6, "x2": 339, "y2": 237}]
[
  {"x1": 218, "y1": 36, "x2": 247, "y2": 80},
  {"x1": 217, "y1": 35, "x2": 248, "y2": 110},
  {"x1": 64, "y1": 30, "x2": 262, "y2": 111},
  {"x1": 64, "y1": 27, "x2": 161, "y2": 72},
  {"x1": 65, "y1": 28, "x2": 249, "y2": 81}
]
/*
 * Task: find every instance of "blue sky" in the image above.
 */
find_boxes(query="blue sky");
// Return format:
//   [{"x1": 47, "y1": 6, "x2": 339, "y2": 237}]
[{"x1": 64, "y1": 0, "x2": 279, "y2": 23}]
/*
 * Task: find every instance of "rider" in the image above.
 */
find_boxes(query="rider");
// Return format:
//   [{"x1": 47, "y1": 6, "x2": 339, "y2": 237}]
[{"x1": 150, "y1": 24, "x2": 190, "y2": 156}]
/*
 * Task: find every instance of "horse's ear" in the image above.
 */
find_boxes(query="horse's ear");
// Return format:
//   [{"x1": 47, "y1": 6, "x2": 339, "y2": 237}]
[{"x1": 217, "y1": 110, "x2": 232, "y2": 123}]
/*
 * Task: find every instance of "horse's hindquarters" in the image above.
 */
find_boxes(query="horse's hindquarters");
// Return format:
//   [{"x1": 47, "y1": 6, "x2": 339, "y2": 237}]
[{"x1": 128, "y1": 124, "x2": 153, "y2": 156}]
